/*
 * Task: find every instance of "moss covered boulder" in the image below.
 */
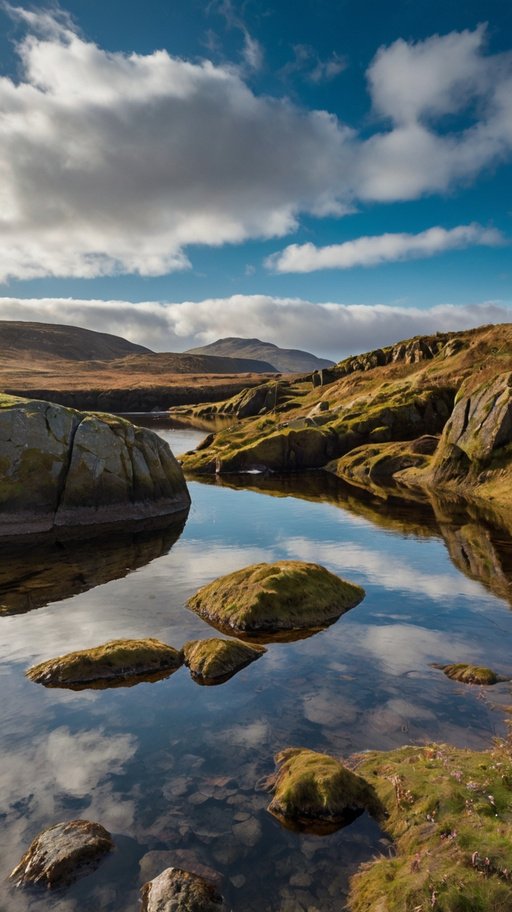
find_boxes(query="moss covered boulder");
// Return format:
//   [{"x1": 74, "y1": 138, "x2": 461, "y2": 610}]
[
  {"x1": 140, "y1": 867, "x2": 228, "y2": 912},
  {"x1": 349, "y1": 741, "x2": 512, "y2": 912},
  {"x1": 187, "y1": 560, "x2": 364, "y2": 636},
  {"x1": 432, "y1": 662, "x2": 504, "y2": 685},
  {"x1": 183, "y1": 637, "x2": 266, "y2": 684},
  {"x1": 10, "y1": 819, "x2": 114, "y2": 888},
  {"x1": 267, "y1": 748, "x2": 381, "y2": 834},
  {"x1": 26, "y1": 638, "x2": 183, "y2": 689},
  {"x1": 0, "y1": 394, "x2": 190, "y2": 537}
]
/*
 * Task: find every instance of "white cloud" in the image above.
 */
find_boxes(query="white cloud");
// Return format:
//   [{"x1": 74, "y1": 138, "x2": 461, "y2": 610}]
[
  {"x1": 267, "y1": 223, "x2": 504, "y2": 273},
  {"x1": 0, "y1": 295, "x2": 511, "y2": 360},
  {"x1": 0, "y1": 13, "x2": 511, "y2": 280},
  {"x1": 0, "y1": 7, "x2": 351, "y2": 282}
]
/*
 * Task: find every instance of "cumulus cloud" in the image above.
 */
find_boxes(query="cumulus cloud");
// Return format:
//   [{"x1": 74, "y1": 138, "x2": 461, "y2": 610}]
[
  {"x1": 266, "y1": 223, "x2": 505, "y2": 272},
  {"x1": 0, "y1": 12, "x2": 511, "y2": 280},
  {"x1": 1, "y1": 295, "x2": 510, "y2": 360},
  {"x1": 0, "y1": 7, "x2": 351, "y2": 281}
]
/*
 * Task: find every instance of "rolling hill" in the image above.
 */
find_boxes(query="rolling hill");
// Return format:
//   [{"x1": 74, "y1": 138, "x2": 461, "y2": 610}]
[{"x1": 186, "y1": 337, "x2": 335, "y2": 373}]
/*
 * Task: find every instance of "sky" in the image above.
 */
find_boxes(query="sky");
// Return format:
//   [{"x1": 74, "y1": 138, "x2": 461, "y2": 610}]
[{"x1": 0, "y1": 0, "x2": 511, "y2": 359}]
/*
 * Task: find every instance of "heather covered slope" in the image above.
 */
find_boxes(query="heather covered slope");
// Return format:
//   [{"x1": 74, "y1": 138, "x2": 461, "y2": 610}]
[
  {"x1": 186, "y1": 336, "x2": 334, "y2": 372},
  {"x1": 177, "y1": 324, "x2": 512, "y2": 508}
]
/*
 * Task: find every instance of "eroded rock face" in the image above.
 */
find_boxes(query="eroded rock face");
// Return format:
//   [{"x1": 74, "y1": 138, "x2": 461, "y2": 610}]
[
  {"x1": 187, "y1": 560, "x2": 364, "y2": 636},
  {"x1": 0, "y1": 394, "x2": 190, "y2": 536},
  {"x1": 10, "y1": 819, "x2": 113, "y2": 888},
  {"x1": 26, "y1": 638, "x2": 183, "y2": 689},
  {"x1": 183, "y1": 637, "x2": 266, "y2": 684},
  {"x1": 267, "y1": 748, "x2": 381, "y2": 834},
  {"x1": 431, "y1": 372, "x2": 512, "y2": 485},
  {"x1": 140, "y1": 867, "x2": 228, "y2": 912}
]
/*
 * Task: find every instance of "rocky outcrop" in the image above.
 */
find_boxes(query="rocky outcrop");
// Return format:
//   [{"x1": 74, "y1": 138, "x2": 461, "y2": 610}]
[
  {"x1": 185, "y1": 386, "x2": 453, "y2": 475},
  {"x1": 140, "y1": 867, "x2": 228, "y2": 912},
  {"x1": 187, "y1": 560, "x2": 364, "y2": 636},
  {"x1": 26, "y1": 638, "x2": 183, "y2": 689},
  {"x1": 10, "y1": 819, "x2": 114, "y2": 888},
  {"x1": 0, "y1": 394, "x2": 190, "y2": 537},
  {"x1": 267, "y1": 748, "x2": 381, "y2": 834},
  {"x1": 430, "y1": 371, "x2": 512, "y2": 489},
  {"x1": 329, "y1": 436, "x2": 439, "y2": 491},
  {"x1": 318, "y1": 332, "x2": 457, "y2": 385},
  {"x1": 183, "y1": 637, "x2": 266, "y2": 684}
]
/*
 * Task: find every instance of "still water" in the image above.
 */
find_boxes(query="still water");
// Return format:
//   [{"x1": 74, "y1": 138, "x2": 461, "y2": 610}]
[{"x1": 1, "y1": 421, "x2": 512, "y2": 911}]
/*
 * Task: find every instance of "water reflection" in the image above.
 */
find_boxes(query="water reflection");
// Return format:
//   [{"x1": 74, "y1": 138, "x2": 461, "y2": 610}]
[
  {"x1": 0, "y1": 516, "x2": 187, "y2": 616},
  {"x1": 196, "y1": 470, "x2": 512, "y2": 610},
  {"x1": 3, "y1": 425, "x2": 512, "y2": 911}
]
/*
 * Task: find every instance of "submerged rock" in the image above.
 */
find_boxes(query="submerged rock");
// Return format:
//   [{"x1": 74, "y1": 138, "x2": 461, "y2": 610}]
[
  {"x1": 26, "y1": 637, "x2": 183, "y2": 688},
  {"x1": 183, "y1": 637, "x2": 266, "y2": 684},
  {"x1": 0, "y1": 394, "x2": 190, "y2": 537},
  {"x1": 432, "y1": 662, "x2": 504, "y2": 685},
  {"x1": 267, "y1": 748, "x2": 380, "y2": 834},
  {"x1": 140, "y1": 867, "x2": 228, "y2": 912},
  {"x1": 187, "y1": 560, "x2": 364, "y2": 635},
  {"x1": 10, "y1": 819, "x2": 113, "y2": 888}
]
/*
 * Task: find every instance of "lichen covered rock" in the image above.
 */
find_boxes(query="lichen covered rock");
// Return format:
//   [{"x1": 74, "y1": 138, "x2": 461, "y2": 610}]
[
  {"x1": 10, "y1": 819, "x2": 113, "y2": 888},
  {"x1": 140, "y1": 867, "x2": 228, "y2": 912},
  {"x1": 26, "y1": 637, "x2": 183, "y2": 688},
  {"x1": 0, "y1": 394, "x2": 190, "y2": 537},
  {"x1": 432, "y1": 662, "x2": 503, "y2": 685},
  {"x1": 268, "y1": 748, "x2": 381, "y2": 833},
  {"x1": 187, "y1": 560, "x2": 364, "y2": 635},
  {"x1": 183, "y1": 637, "x2": 266, "y2": 684}
]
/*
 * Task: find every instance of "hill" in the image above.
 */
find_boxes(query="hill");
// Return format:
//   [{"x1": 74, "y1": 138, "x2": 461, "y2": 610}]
[
  {"x1": 176, "y1": 323, "x2": 512, "y2": 513},
  {"x1": 186, "y1": 337, "x2": 334, "y2": 373},
  {"x1": 0, "y1": 320, "x2": 152, "y2": 361}
]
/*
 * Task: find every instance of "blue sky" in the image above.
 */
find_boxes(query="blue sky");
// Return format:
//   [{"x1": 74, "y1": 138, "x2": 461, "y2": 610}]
[{"x1": 0, "y1": 0, "x2": 510, "y2": 358}]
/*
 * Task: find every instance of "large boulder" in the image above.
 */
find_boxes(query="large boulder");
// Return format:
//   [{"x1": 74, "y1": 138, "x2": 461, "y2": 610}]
[
  {"x1": 187, "y1": 560, "x2": 364, "y2": 636},
  {"x1": 140, "y1": 867, "x2": 228, "y2": 912},
  {"x1": 10, "y1": 819, "x2": 113, "y2": 888},
  {"x1": 0, "y1": 394, "x2": 190, "y2": 536},
  {"x1": 26, "y1": 638, "x2": 183, "y2": 689}
]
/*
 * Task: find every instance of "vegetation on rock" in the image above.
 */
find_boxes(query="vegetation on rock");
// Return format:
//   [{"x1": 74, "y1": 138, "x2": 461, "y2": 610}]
[
  {"x1": 349, "y1": 740, "x2": 512, "y2": 912},
  {"x1": 183, "y1": 637, "x2": 266, "y2": 683},
  {"x1": 187, "y1": 560, "x2": 364, "y2": 634},
  {"x1": 10, "y1": 819, "x2": 114, "y2": 888},
  {"x1": 432, "y1": 662, "x2": 504, "y2": 685},
  {"x1": 267, "y1": 748, "x2": 382, "y2": 833},
  {"x1": 26, "y1": 638, "x2": 183, "y2": 688},
  {"x1": 0, "y1": 394, "x2": 190, "y2": 537},
  {"x1": 175, "y1": 324, "x2": 512, "y2": 511}
]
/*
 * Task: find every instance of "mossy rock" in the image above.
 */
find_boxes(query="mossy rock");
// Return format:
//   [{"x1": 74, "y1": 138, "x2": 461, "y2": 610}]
[
  {"x1": 10, "y1": 819, "x2": 114, "y2": 888},
  {"x1": 187, "y1": 560, "x2": 364, "y2": 636},
  {"x1": 26, "y1": 638, "x2": 183, "y2": 689},
  {"x1": 183, "y1": 637, "x2": 266, "y2": 684},
  {"x1": 349, "y1": 741, "x2": 512, "y2": 912},
  {"x1": 267, "y1": 748, "x2": 382, "y2": 834},
  {"x1": 432, "y1": 662, "x2": 505, "y2": 685}
]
